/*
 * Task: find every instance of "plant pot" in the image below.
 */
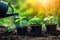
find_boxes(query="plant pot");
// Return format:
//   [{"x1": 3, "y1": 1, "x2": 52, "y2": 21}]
[
  {"x1": 46, "y1": 24, "x2": 57, "y2": 34},
  {"x1": 30, "y1": 24, "x2": 42, "y2": 36},
  {"x1": 16, "y1": 26, "x2": 28, "y2": 36}
]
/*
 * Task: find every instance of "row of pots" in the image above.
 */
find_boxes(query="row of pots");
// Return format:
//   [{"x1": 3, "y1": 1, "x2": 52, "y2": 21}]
[{"x1": 16, "y1": 24, "x2": 57, "y2": 36}]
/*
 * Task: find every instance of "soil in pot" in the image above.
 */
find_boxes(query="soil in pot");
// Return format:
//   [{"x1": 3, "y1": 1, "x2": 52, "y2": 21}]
[
  {"x1": 30, "y1": 24, "x2": 42, "y2": 36},
  {"x1": 46, "y1": 24, "x2": 57, "y2": 34},
  {"x1": 16, "y1": 26, "x2": 28, "y2": 36}
]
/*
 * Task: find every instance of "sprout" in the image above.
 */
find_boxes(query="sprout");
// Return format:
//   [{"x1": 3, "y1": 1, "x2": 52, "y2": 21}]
[
  {"x1": 44, "y1": 16, "x2": 56, "y2": 24},
  {"x1": 29, "y1": 16, "x2": 41, "y2": 24},
  {"x1": 44, "y1": 17, "x2": 50, "y2": 21}
]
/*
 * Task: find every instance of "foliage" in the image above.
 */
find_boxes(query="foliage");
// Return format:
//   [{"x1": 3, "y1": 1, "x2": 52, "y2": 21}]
[
  {"x1": 1, "y1": 0, "x2": 59, "y2": 28},
  {"x1": 7, "y1": 26, "x2": 13, "y2": 32},
  {"x1": 15, "y1": 16, "x2": 28, "y2": 27},
  {"x1": 44, "y1": 16, "x2": 57, "y2": 24},
  {"x1": 3, "y1": 0, "x2": 10, "y2": 3},
  {"x1": 0, "y1": 17, "x2": 15, "y2": 32},
  {"x1": 28, "y1": 16, "x2": 41, "y2": 24}
]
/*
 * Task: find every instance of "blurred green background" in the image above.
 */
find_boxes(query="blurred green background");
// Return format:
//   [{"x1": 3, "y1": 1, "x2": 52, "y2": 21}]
[{"x1": 0, "y1": 0, "x2": 60, "y2": 28}]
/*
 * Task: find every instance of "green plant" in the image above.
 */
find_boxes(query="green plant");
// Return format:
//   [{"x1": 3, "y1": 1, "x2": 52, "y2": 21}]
[
  {"x1": 7, "y1": 26, "x2": 13, "y2": 32},
  {"x1": 6, "y1": 23, "x2": 15, "y2": 32},
  {"x1": 15, "y1": 16, "x2": 28, "y2": 27},
  {"x1": 28, "y1": 16, "x2": 41, "y2": 24},
  {"x1": 44, "y1": 16, "x2": 56, "y2": 24},
  {"x1": 0, "y1": 17, "x2": 15, "y2": 32}
]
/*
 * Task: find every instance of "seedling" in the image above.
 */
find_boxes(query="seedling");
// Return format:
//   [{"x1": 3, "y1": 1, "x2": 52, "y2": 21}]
[
  {"x1": 44, "y1": 16, "x2": 56, "y2": 24},
  {"x1": 28, "y1": 16, "x2": 41, "y2": 24}
]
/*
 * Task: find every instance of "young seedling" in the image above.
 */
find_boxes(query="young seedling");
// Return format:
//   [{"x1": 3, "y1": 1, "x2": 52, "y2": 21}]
[
  {"x1": 28, "y1": 16, "x2": 41, "y2": 25},
  {"x1": 44, "y1": 16, "x2": 56, "y2": 24}
]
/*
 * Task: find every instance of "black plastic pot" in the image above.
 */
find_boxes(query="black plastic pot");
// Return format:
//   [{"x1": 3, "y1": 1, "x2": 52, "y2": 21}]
[
  {"x1": 46, "y1": 24, "x2": 57, "y2": 34},
  {"x1": 30, "y1": 24, "x2": 42, "y2": 36},
  {"x1": 16, "y1": 26, "x2": 28, "y2": 36}
]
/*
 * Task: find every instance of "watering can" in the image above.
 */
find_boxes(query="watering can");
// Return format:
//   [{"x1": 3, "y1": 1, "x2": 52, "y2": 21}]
[{"x1": 0, "y1": 1, "x2": 17, "y2": 18}]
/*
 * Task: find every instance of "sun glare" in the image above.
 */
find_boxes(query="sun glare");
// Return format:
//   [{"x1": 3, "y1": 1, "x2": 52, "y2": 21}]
[{"x1": 37, "y1": 0, "x2": 53, "y2": 7}]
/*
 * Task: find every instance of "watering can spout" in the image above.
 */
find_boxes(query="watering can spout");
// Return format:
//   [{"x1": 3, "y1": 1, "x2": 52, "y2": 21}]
[{"x1": 0, "y1": 1, "x2": 17, "y2": 18}]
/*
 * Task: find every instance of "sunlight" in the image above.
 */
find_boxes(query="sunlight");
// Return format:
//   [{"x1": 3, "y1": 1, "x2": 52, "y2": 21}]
[
  {"x1": 37, "y1": 0, "x2": 53, "y2": 7},
  {"x1": 26, "y1": 0, "x2": 54, "y2": 8}
]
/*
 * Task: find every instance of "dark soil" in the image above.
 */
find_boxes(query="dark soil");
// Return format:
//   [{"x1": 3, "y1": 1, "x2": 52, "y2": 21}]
[{"x1": 0, "y1": 26, "x2": 60, "y2": 40}]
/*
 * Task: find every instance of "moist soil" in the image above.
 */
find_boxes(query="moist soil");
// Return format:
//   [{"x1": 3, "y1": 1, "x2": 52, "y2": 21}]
[{"x1": 0, "y1": 26, "x2": 60, "y2": 40}]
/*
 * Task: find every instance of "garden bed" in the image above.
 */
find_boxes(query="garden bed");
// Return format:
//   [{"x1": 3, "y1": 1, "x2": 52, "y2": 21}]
[{"x1": 0, "y1": 27, "x2": 60, "y2": 40}]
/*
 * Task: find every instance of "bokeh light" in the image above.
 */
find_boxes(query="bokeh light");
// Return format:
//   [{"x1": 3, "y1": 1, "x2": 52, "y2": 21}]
[{"x1": 37, "y1": 0, "x2": 53, "y2": 7}]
